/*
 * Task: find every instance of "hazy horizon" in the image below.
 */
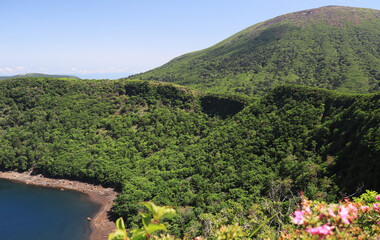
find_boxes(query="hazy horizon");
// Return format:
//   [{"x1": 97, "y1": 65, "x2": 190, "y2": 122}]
[{"x1": 0, "y1": 72, "x2": 132, "y2": 80}]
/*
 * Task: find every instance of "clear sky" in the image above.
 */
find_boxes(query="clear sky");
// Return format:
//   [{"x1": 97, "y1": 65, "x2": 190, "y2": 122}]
[{"x1": 1, "y1": 0, "x2": 379, "y2": 79}]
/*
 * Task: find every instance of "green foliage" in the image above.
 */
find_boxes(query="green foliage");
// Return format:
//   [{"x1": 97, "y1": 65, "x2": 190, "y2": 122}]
[
  {"x1": 109, "y1": 202, "x2": 282, "y2": 240},
  {"x1": 353, "y1": 190, "x2": 380, "y2": 204},
  {"x1": 109, "y1": 202, "x2": 176, "y2": 240},
  {"x1": 214, "y1": 224, "x2": 243, "y2": 240},
  {"x1": 0, "y1": 78, "x2": 379, "y2": 237},
  {"x1": 140, "y1": 202, "x2": 176, "y2": 224},
  {"x1": 131, "y1": 6, "x2": 380, "y2": 96},
  {"x1": 109, "y1": 218, "x2": 128, "y2": 240},
  {"x1": 200, "y1": 95, "x2": 246, "y2": 119}
]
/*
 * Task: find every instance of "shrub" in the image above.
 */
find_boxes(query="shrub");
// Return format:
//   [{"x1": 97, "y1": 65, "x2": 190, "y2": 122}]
[{"x1": 281, "y1": 192, "x2": 380, "y2": 239}]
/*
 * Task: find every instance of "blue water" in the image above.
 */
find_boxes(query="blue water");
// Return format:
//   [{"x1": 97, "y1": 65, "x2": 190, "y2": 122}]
[{"x1": 0, "y1": 179, "x2": 101, "y2": 240}]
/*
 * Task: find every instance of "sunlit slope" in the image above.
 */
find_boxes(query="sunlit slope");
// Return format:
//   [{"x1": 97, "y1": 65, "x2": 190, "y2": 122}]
[{"x1": 131, "y1": 6, "x2": 380, "y2": 95}]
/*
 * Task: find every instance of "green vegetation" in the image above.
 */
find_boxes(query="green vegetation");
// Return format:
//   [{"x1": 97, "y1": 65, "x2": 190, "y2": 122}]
[
  {"x1": 109, "y1": 194, "x2": 380, "y2": 239},
  {"x1": 130, "y1": 6, "x2": 380, "y2": 96},
  {"x1": 109, "y1": 202, "x2": 176, "y2": 240},
  {"x1": 0, "y1": 77, "x2": 378, "y2": 238}
]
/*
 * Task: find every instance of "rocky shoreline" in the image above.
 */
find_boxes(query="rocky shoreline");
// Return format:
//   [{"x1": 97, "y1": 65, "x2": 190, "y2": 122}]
[{"x1": 0, "y1": 171, "x2": 118, "y2": 240}]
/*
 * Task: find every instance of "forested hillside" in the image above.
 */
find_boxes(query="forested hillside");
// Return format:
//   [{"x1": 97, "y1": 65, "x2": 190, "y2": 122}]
[
  {"x1": 0, "y1": 78, "x2": 378, "y2": 237},
  {"x1": 131, "y1": 6, "x2": 380, "y2": 96}
]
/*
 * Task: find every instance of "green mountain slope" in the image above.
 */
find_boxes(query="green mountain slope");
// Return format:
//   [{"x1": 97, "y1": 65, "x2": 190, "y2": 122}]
[
  {"x1": 0, "y1": 73, "x2": 80, "y2": 80},
  {"x1": 131, "y1": 6, "x2": 380, "y2": 96},
  {"x1": 0, "y1": 78, "x2": 378, "y2": 235}
]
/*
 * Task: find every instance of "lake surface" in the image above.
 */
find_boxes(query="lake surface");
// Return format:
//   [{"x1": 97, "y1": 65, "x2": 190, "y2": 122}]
[{"x1": 0, "y1": 179, "x2": 100, "y2": 240}]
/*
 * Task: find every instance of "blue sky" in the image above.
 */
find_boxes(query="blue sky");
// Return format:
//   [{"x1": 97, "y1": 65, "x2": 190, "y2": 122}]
[{"x1": 1, "y1": 0, "x2": 379, "y2": 79}]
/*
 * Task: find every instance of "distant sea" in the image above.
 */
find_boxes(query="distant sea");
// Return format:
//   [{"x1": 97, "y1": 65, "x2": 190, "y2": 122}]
[{"x1": 0, "y1": 179, "x2": 100, "y2": 240}]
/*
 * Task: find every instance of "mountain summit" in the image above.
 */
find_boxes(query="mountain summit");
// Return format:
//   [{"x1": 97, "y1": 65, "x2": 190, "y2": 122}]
[{"x1": 131, "y1": 6, "x2": 380, "y2": 95}]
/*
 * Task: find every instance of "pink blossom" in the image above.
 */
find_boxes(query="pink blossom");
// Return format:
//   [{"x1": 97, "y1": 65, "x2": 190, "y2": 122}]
[
  {"x1": 374, "y1": 203, "x2": 379, "y2": 211},
  {"x1": 305, "y1": 206, "x2": 312, "y2": 215},
  {"x1": 339, "y1": 206, "x2": 350, "y2": 225},
  {"x1": 307, "y1": 224, "x2": 334, "y2": 236},
  {"x1": 347, "y1": 203, "x2": 358, "y2": 218},
  {"x1": 360, "y1": 205, "x2": 369, "y2": 212},
  {"x1": 328, "y1": 207, "x2": 336, "y2": 217},
  {"x1": 375, "y1": 195, "x2": 380, "y2": 201},
  {"x1": 291, "y1": 210, "x2": 304, "y2": 225},
  {"x1": 378, "y1": 220, "x2": 380, "y2": 226}
]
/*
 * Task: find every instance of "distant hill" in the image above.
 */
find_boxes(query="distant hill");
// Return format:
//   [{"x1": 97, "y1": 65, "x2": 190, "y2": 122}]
[
  {"x1": 0, "y1": 73, "x2": 80, "y2": 80},
  {"x1": 131, "y1": 6, "x2": 380, "y2": 95}
]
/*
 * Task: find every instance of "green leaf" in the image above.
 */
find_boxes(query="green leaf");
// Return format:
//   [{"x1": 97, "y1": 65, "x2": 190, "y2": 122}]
[
  {"x1": 139, "y1": 212, "x2": 151, "y2": 228},
  {"x1": 157, "y1": 206, "x2": 176, "y2": 221},
  {"x1": 139, "y1": 201, "x2": 156, "y2": 215},
  {"x1": 248, "y1": 213, "x2": 278, "y2": 238},
  {"x1": 145, "y1": 223, "x2": 167, "y2": 234},
  {"x1": 116, "y1": 217, "x2": 126, "y2": 231},
  {"x1": 108, "y1": 229, "x2": 127, "y2": 240},
  {"x1": 139, "y1": 201, "x2": 176, "y2": 222},
  {"x1": 130, "y1": 229, "x2": 147, "y2": 240}
]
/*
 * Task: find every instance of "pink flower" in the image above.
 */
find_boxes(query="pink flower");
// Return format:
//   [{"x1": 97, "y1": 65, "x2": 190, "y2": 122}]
[
  {"x1": 374, "y1": 203, "x2": 379, "y2": 211},
  {"x1": 360, "y1": 205, "x2": 369, "y2": 212},
  {"x1": 347, "y1": 203, "x2": 358, "y2": 219},
  {"x1": 307, "y1": 224, "x2": 334, "y2": 236},
  {"x1": 375, "y1": 195, "x2": 380, "y2": 201},
  {"x1": 378, "y1": 220, "x2": 380, "y2": 226},
  {"x1": 339, "y1": 206, "x2": 350, "y2": 225},
  {"x1": 305, "y1": 206, "x2": 312, "y2": 215},
  {"x1": 291, "y1": 210, "x2": 304, "y2": 225},
  {"x1": 328, "y1": 207, "x2": 336, "y2": 217}
]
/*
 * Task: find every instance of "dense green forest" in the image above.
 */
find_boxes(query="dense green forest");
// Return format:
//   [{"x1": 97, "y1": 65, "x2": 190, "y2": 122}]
[
  {"x1": 0, "y1": 77, "x2": 378, "y2": 237},
  {"x1": 130, "y1": 6, "x2": 380, "y2": 96}
]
